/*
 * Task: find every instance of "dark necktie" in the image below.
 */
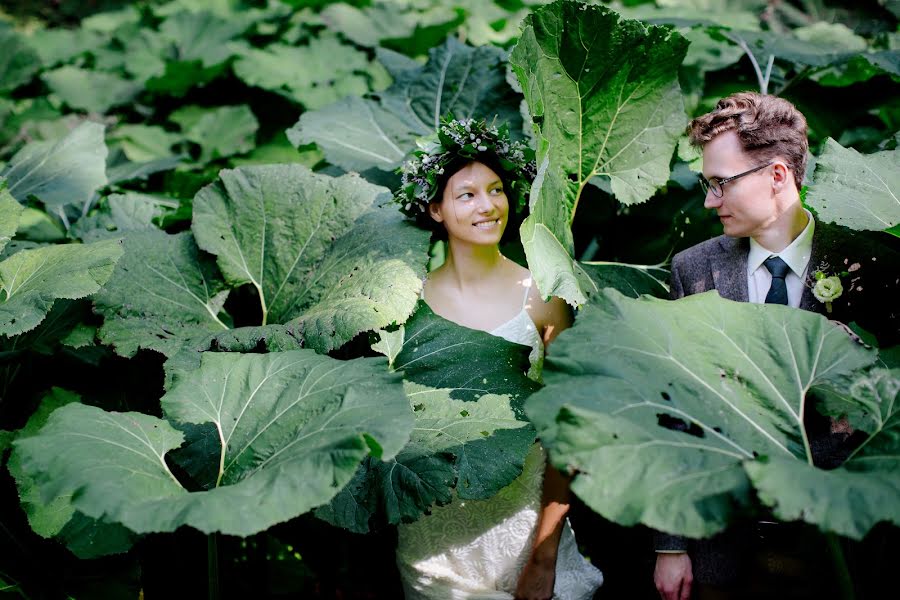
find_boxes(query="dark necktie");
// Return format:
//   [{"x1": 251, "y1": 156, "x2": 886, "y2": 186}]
[{"x1": 764, "y1": 256, "x2": 790, "y2": 305}]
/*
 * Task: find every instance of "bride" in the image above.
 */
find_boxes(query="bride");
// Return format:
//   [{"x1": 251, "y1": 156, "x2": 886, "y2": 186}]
[{"x1": 393, "y1": 118, "x2": 603, "y2": 600}]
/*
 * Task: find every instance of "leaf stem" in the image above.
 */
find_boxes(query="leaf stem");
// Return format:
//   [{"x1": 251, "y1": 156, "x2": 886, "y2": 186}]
[
  {"x1": 208, "y1": 533, "x2": 220, "y2": 600},
  {"x1": 726, "y1": 33, "x2": 773, "y2": 95},
  {"x1": 256, "y1": 283, "x2": 268, "y2": 326},
  {"x1": 825, "y1": 532, "x2": 856, "y2": 600}
]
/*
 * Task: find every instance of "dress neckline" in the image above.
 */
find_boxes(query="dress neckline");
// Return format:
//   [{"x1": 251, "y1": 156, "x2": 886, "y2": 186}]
[{"x1": 422, "y1": 276, "x2": 535, "y2": 335}]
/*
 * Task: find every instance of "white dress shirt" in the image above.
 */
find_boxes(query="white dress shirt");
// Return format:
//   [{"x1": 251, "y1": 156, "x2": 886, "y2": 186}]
[{"x1": 747, "y1": 211, "x2": 815, "y2": 307}]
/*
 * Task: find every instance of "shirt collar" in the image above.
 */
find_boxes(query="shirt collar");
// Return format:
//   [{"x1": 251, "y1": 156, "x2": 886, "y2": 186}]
[{"x1": 748, "y1": 210, "x2": 815, "y2": 277}]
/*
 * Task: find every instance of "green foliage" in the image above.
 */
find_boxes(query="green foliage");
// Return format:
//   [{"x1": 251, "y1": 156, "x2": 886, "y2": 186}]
[
  {"x1": 0, "y1": 0, "x2": 897, "y2": 594},
  {"x1": 191, "y1": 164, "x2": 429, "y2": 350},
  {"x1": 289, "y1": 37, "x2": 522, "y2": 172},
  {"x1": 1, "y1": 121, "x2": 108, "y2": 211},
  {"x1": 806, "y1": 139, "x2": 899, "y2": 232},
  {"x1": 0, "y1": 238, "x2": 123, "y2": 337},
  {"x1": 510, "y1": 0, "x2": 688, "y2": 305},
  {"x1": 526, "y1": 290, "x2": 894, "y2": 540},
  {"x1": 318, "y1": 303, "x2": 538, "y2": 532},
  {"x1": 14, "y1": 351, "x2": 412, "y2": 537}
]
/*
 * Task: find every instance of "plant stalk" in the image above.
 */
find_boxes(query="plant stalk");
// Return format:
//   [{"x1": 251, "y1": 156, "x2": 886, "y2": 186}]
[
  {"x1": 825, "y1": 532, "x2": 855, "y2": 600},
  {"x1": 208, "y1": 533, "x2": 220, "y2": 600}
]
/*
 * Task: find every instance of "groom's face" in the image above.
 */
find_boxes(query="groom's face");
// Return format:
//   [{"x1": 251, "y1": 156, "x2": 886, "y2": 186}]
[{"x1": 701, "y1": 131, "x2": 778, "y2": 239}]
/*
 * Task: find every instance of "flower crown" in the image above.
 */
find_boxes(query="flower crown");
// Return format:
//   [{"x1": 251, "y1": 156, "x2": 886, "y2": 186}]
[{"x1": 395, "y1": 117, "x2": 536, "y2": 218}]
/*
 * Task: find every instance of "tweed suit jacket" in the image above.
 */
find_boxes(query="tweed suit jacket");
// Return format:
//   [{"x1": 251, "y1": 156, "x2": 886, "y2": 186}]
[{"x1": 669, "y1": 220, "x2": 899, "y2": 345}]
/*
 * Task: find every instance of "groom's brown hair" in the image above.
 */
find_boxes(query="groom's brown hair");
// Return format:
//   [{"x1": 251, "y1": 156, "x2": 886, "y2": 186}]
[{"x1": 688, "y1": 92, "x2": 808, "y2": 191}]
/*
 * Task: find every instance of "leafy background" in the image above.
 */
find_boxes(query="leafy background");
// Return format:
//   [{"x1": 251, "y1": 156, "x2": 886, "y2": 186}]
[{"x1": 0, "y1": 0, "x2": 898, "y2": 598}]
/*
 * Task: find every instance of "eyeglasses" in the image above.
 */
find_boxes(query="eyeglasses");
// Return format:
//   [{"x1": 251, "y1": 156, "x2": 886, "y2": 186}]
[{"x1": 699, "y1": 162, "x2": 773, "y2": 197}]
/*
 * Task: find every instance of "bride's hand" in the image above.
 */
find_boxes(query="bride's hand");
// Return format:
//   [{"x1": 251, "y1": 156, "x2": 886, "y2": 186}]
[{"x1": 513, "y1": 554, "x2": 556, "y2": 600}]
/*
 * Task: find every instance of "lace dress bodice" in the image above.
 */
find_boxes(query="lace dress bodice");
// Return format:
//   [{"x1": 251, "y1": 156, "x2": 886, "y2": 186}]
[{"x1": 397, "y1": 277, "x2": 603, "y2": 600}]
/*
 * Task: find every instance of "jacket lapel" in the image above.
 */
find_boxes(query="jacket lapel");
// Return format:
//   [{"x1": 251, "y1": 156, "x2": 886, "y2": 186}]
[
  {"x1": 800, "y1": 220, "x2": 826, "y2": 314},
  {"x1": 711, "y1": 236, "x2": 749, "y2": 302}
]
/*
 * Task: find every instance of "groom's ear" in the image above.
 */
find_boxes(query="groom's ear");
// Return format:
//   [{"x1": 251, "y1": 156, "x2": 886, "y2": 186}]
[{"x1": 771, "y1": 161, "x2": 791, "y2": 191}]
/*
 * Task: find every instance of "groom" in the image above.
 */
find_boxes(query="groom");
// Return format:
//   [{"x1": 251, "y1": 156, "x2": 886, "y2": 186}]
[{"x1": 654, "y1": 92, "x2": 899, "y2": 600}]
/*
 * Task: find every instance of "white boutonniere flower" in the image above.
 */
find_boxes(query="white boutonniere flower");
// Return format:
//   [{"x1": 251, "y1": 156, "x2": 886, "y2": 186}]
[{"x1": 812, "y1": 270, "x2": 845, "y2": 313}]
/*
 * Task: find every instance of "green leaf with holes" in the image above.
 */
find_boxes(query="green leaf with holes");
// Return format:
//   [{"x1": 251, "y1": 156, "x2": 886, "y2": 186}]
[{"x1": 526, "y1": 290, "x2": 882, "y2": 539}]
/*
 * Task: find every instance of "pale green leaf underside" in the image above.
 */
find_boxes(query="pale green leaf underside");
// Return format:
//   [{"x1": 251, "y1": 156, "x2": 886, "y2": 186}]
[
  {"x1": 15, "y1": 351, "x2": 412, "y2": 536},
  {"x1": 0, "y1": 238, "x2": 123, "y2": 337},
  {"x1": 1, "y1": 121, "x2": 109, "y2": 210},
  {"x1": 287, "y1": 37, "x2": 522, "y2": 173},
  {"x1": 806, "y1": 139, "x2": 899, "y2": 232},
  {"x1": 509, "y1": 1, "x2": 688, "y2": 306},
  {"x1": 526, "y1": 290, "x2": 876, "y2": 538}
]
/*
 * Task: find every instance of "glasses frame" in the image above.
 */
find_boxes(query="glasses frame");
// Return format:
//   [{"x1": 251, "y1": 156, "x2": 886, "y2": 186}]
[{"x1": 699, "y1": 162, "x2": 774, "y2": 198}]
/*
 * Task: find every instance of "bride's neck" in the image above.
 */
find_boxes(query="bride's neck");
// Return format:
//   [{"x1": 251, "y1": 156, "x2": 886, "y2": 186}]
[{"x1": 442, "y1": 239, "x2": 504, "y2": 290}]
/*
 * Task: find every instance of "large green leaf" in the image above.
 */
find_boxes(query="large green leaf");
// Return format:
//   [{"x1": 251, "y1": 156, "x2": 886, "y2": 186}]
[
  {"x1": 509, "y1": 1, "x2": 688, "y2": 305},
  {"x1": 42, "y1": 67, "x2": 141, "y2": 114},
  {"x1": 0, "y1": 187, "x2": 23, "y2": 254},
  {"x1": 109, "y1": 124, "x2": 185, "y2": 163},
  {"x1": 94, "y1": 230, "x2": 230, "y2": 358},
  {"x1": 580, "y1": 262, "x2": 669, "y2": 300},
  {"x1": 287, "y1": 37, "x2": 522, "y2": 173},
  {"x1": 806, "y1": 139, "x2": 899, "y2": 232},
  {"x1": 15, "y1": 351, "x2": 412, "y2": 536},
  {"x1": 8, "y1": 388, "x2": 137, "y2": 558},
  {"x1": 0, "y1": 238, "x2": 123, "y2": 337},
  {"x1": 70, "y1": 193, "x2": 174, "y2": 242},
  {"x1": 24, "y1": 27, "x2": 107, "y2": 67},
  {"x1": 0, "y1": 29, "x2": 41, "y2": 93},
  {"x1": 233, "y1": 34, "x2": 389, "y2": 110},
  {"x1": 170, "y1": 105, "x2": 258, "y2": 163},
  {"x1": 747, "y1": 368, "x2": 900, "y2": 539},
  {"x1": 320, "y1": 1, "x2": 460, "y2": 53},
  {"x1": 318, "y1": 303, "x2": 539, "y2": 532},
  {"x1": 191, "y1": 165, "x2": 428, "y2": 351},
  {"x1": 1, "y1": 121, "x2": 108, "y2": 211},
  {"x1": 526, "y1": 290, "x2": 878, "y2": 539}
]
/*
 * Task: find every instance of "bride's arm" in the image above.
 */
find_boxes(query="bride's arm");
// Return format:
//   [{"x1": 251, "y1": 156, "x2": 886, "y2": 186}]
[{"x1": 514, "y1": 296, "x2": 574, "y2": 600}]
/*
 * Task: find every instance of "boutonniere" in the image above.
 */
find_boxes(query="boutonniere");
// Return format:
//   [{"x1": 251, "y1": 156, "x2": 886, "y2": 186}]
[{"x1": 809, "y1": 262, "x2": 859, "y2": 313}]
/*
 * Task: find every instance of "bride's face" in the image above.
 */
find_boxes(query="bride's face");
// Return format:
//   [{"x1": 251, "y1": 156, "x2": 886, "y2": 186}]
[{"x1": 428, "y1": 161, "x2": 509, "y2": 245}]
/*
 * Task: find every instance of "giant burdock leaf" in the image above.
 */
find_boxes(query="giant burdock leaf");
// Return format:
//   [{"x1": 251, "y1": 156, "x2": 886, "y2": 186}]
[
  {"x1": 317, "y1": 303, "x2": 539, "y2": 533},
  {"x1": 526, "y1": 290, "x2": 879, "y2": 539},
  {"x1": 233, "y1": 34, "x2": 390, "y2": 110},
  {"x1": 806, "y1": 139, "x2": 899, "y2": 232},
  {"x1": 287, "y1": 37, "x2": 522, "y2": 173},
  {"x1": 747, "y1": 368, "x2": 900, "y2": 539},
  {"x1": 191, "y1": 165, "x2": 428, "y2": 351},
  {"x1": 170, "y1": 105, "x2": 258, "y2": 163},
  {"x1": 0, "y1": 186, "x2": 23, "y2": 253},
  {"x1": 9, "y1": 388, "x2": 137, "y2": 558},
  {"x1": 0, "y1": 28, "x2": 41, "y2": 93},
  {"x1": 15, "y1": 351, "x2": 411, "y2": 536},
  {"x1": 1, "y1": 121, "x2": 108, "y2": 211},
  {"x1": 42, "y1": 67, "x2": 141, "y2": 115},
  {"x1": 94, "y1": 230, "x2": 230, "y2": 358},
  {"x1": 0, "y1": 238, "x2": 123, "y2": 337},
  {"x1": 509, "y1": 1, "x2": 688, "y2": 305}
]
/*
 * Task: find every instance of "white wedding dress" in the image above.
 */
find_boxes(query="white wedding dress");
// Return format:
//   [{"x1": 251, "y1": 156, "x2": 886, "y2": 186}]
[{"x1": 396, "y1": 281, "x2": 603, "y2": 599}]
